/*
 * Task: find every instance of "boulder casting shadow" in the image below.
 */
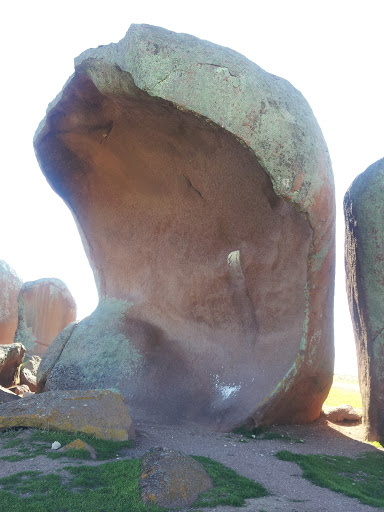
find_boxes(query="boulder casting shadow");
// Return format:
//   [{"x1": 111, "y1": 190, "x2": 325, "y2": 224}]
[{"x1": 34, "y1": 24, "x2": 335, "y2": 430}]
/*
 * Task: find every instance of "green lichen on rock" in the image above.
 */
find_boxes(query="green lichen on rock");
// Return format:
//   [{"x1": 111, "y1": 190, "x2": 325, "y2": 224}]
[
  {"x1": 44, "y1": 298, "x2": 143, "y2": 392},
  {"x1": 344, "y1": 157, "x2": 384, "y2": 441},
  {"x1": 75, "y1": 24, "x2": 332, "y2": 214}
]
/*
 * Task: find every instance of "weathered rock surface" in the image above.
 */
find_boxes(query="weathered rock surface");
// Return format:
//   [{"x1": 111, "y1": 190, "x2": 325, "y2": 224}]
[
  {"x1": 140, "y1": 447, "x2": 212, "y2": 509},
  {"x1": 34, "y1": 24, "x2": 335, "y2": 429},
  {"x1": 324, "y1": 404, "x2": 362, "y2": 423},
  {"x1": 0, "y1": 343, "x2": 25, "y2": 387},
  {"x1": 0, "y1": 385, "x2": 20, "y2": 404},
  {"x1": 0, "y1": 261, "x2": 23, "y2": 345},
  {"x1": 20, "y1": 355, "x2": 41, "y2": 392},
  {"x1": 14, "y1": 278, "x2": 76, "y2": 356},
  {"x1": 0, "y1": 389, "x2": 135, "y2": 440},
  {"x1": 344, "y1": 157, "x2": 384, "y2": 441}
]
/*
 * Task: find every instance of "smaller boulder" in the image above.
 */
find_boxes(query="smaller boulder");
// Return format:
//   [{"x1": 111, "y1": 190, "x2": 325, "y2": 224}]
[
  {"x1": 324, "y1": 404, "x2": 362, "y2": 423},
  {"x1": 0, "y1": 343, "x2": 26, "y2": 387},
  {"x1": 14, "y1": 278, "x2": 76, "y2": 356},
  {"x1": 0, "y1": 261, "x2": 23, "y2": 345},
  {"x1": 60, "y1": 439, "x2": 97, "y2": 459},
  {"x1": 140, "y1": 447, "x2": 213, "y2": 510},
  {"x1": 0, "y1": 385, "x2": 20, "y2": 404},
  {"x1": 20, "y1": 355, "x2": 41, "y2": 392},
  {"x1": 0, "y1": 389, "x2": 135, "y2": 440}
]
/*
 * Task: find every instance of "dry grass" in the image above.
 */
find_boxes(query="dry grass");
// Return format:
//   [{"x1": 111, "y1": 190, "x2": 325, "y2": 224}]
[{"x1": 324, "y1": 375, "x2": 362, "y2": 409}]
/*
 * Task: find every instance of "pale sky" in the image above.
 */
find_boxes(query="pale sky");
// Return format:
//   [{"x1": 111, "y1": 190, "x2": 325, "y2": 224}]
[{"x1": 1, "y1": 0, "x2": 383, "y2": 375}]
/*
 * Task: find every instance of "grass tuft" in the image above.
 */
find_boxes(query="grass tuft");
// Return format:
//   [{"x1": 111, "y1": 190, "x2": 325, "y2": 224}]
[
  {"x1": 233, "y1": 426, "x2": 304, "y2": 443},
  {"x1": 276, "y1": 450, "x2": 384, "y2": 508},
  {"x1": 0, "y1": 428, "x2": 133, "y2": 462},
  {"x1": 191, "y1": 455, "x2": 268, "y2": 508}
]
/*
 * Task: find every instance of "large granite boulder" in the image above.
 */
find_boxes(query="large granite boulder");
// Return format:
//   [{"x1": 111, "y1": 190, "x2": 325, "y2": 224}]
[
  {"x1": 14, "y1": 278, "x2": 76, "y2": 356},
  {"x1": 33, "y1": 25, "x2": 335, "y2": 430},
  {"x1": 0, "y1": 261, "x2": 23, "y2": 345},
  {"x1": 344, "y1": 158, "x2": 384, "y2": 441}
]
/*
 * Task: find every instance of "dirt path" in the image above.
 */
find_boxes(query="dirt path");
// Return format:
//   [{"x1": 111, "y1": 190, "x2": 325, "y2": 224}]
[{"x1": 0, "y1": 418, "x2": 382, "y2": 512}]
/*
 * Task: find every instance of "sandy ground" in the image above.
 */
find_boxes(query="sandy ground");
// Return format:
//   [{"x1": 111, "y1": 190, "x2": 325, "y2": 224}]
[{"x1": 0, "y1": 416, "x2": 382, "y2": 512}]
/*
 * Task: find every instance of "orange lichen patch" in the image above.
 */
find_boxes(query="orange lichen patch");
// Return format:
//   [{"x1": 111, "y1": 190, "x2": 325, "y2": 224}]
[
  {"x1": 141, "y1": 467, "x2": 155, "y2": 479},
  {"x1": 0, "y1": 389, "x2": 135, "y2": 441},
  {"x1": 147, "y1": 494, "x2": 156, "y2": 503}
]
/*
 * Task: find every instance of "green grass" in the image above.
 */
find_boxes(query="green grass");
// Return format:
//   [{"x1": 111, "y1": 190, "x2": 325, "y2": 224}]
[
  {"x1": 276, "y1": 450, "x2": 384, "y2": 508},
  {"x1": 0, "y1": 455, "x2": 269, "y2": 512},
  {"x1": 324, "y1": 387, "x2": 362, "y2": 408},
  {"x1": 0, "y1": 429, "x2": 133, "y2": 462},
  {"x1": 191, "y1": 456, "x2": 268, "y2": 508},
  {"x1": 0, "y1": 430, "x2": 49, "y2": 461},
  {"x1": 0, "y1": 459, "x2": 167, "y2": 512},
  {"x1": 232, "y1": 426, "x2": 304, "y2": 443},
  {"x1": 324, "y1": 375, "x2": 362, "y2": 409}
]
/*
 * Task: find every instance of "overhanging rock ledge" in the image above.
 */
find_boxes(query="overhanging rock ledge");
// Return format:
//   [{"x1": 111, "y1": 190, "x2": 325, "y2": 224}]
[{"x1": 34, "y1": 24, "x2": 335, "y2": 430}]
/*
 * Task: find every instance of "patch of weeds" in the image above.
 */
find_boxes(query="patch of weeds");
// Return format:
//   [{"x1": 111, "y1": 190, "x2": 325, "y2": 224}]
[
  {"x1": 276, "y1": 450, "x2": 384, "y2": 508},
  {"x1": 30, "y1": 429, "x2": 134, "y2": 460},
  {"x1": 0, "y1": 460, "x2": 167, "y2": 512},
  {"x1": 232, "y1": 426, "x2": 304, "y2": 443},
  {"x1": 49, "y1": 448, "x2": 92, "y2": 460},
  {"x1": 0, "y1": 428, "x2": 133, "y2": 462},
  {"x1": 191, "y1": 455, "x2": 268, "y2": 508},
  {"x1": 0, "y1": 455, "x2": 269, "y2": 511},
  {"x1": 0, "y1": 430, "x2": 48, "y2": 462}
]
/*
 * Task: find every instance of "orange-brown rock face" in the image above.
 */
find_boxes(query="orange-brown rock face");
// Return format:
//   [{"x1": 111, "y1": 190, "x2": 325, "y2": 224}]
[
  {"x1": 14, "y1": 279, "x2": 76, "y2": 357},
  {"x1": 0, "y1": 261, "x2": 22, "y2": 345},
  {"x1": 34, "y1": 25, "x2": 335, "y2": 430}
]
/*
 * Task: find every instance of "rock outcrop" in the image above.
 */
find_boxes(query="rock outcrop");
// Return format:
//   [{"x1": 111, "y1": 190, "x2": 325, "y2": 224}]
[
  {"x1": 0, "y1": 261, "x2": 23, "y2": 345},
  {"x1": 0, "y1": 389, "x2": 135, "y2": 440},
  {"x1": 0, "y1": 343, "x2": 26, "y2": 387},
  {"x1": 344, "y1": 157, "x2": 384, "y2": 441},
  {"x1": 14, "y1": 278, "x2": 76, "y2": 356},
  {"x1": 34, "y1": 24, "x2": 335, "y2": 430},
  {"x1": 140, "y1": 447, "x2": 212, "y2": 509}
]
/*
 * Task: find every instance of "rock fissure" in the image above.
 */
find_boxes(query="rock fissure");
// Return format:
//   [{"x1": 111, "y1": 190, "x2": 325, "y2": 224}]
[
  {"x1": 198, "y1": 62, "x2": 239, "y2": 78},
  {"x1": 184, "y1": 176, "x2": 205, "y2": 200}
]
